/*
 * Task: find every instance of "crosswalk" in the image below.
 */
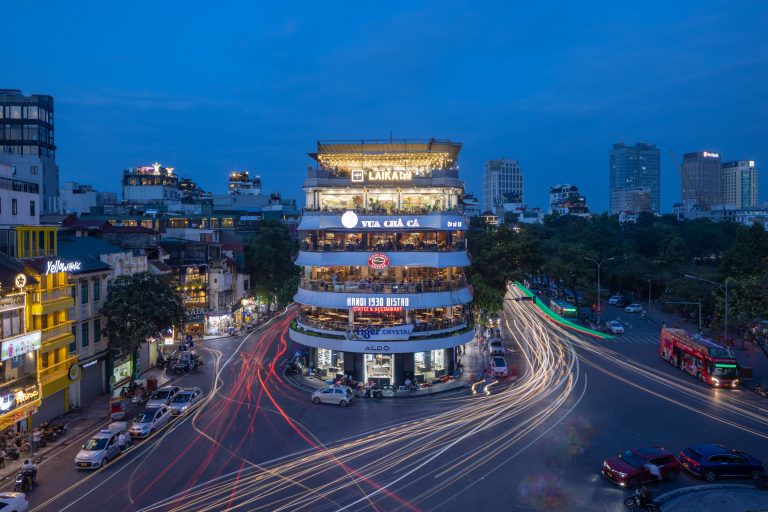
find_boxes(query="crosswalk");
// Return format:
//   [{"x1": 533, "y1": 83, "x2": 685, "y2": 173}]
[{"x1": 600, "y1": 333, "x2": 659, "y2": 345}]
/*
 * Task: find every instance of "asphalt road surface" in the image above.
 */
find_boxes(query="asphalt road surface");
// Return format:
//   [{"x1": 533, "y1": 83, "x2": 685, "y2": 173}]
[{"x1": 11, "y1": 300, "x2": 768, "y2": 512}]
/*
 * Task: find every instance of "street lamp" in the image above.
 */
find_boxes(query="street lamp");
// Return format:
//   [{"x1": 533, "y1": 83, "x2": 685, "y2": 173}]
[
  {"x1": 584, "y1": 256, "x2": 616, "y2": 324},
  {"x1": 684, "y1": 274, "x2": 730, "y2": 346},
  {"x1": 645, "y1": 278, "x2": 652, "y2": 312}
]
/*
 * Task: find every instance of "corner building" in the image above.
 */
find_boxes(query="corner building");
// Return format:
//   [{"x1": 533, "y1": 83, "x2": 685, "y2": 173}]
[{"x1": 289, "y1": 140, "x2": 474, "y2": 387}]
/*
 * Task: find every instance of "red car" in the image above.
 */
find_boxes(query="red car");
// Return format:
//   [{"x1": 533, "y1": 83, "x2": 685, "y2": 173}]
[{"x1": 602, "y1": 447, "x2": 681, "y2": 487}]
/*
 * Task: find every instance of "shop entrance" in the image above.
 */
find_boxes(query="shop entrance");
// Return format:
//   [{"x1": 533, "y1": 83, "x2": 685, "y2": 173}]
[{"x1": 364, "y1": 354, "x2": 394, "y2": 386}]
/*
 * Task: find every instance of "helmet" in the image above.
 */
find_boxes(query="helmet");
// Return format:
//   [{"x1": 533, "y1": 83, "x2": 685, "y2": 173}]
[{"x1": 23, "y1": 459, "x2": 29, "y2": 464}]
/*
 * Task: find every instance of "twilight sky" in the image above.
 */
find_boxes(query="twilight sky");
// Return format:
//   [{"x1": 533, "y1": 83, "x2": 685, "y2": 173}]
[{"x1": 5, "y1": 0, "x2": 768, "y2": 212}]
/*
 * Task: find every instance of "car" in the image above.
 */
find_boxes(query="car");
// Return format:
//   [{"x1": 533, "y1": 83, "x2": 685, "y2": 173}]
[
  {"x1": 168, "y1": 387, "x2": 204, "y2": 416},
  {"x1": 0, "y1": 492, "x2": 28, "y2": 512},
  {"x1": 146, "y1": 386, "x2": 182, "y2": 408},
  {"x1": 490, "y1": 357, "x2": 509, "y2": 377},
  {"x1": 602, "y1": 447, "x2": 681, "y2": 487},
  {"x1": 624, "y1": 303, "x2": 643, "y2": 313},
  {"x1": 311, "y1": 385, "x2": 354, "y2": 407},
  {"x1": 615, "y1": 298, "x2": 629, "y2": 308},
  {"x1": 606, "y1": 320, "x2": 625, "y2": 334},
  {"x1": 285, "y1": 356, "x2": 305, "y2": 375},
  {"x1": 74, "y1": 423, "x2": 131, "y2": 469},
  {"x1": 679, "y1": 444, "x2": 765, "y2": 482},
  {"x1": 489, "y1": 340, "x2": 506, "y2": 355},
  {"x1": 608, "y1": 295, "x2": 625, "y2": 305},
  {"x1": 129, "y1": 406, "x2": 172, "y2": 437}
]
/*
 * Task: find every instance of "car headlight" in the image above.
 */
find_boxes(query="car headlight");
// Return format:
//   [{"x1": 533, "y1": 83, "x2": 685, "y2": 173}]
[
  {"x1": 712, "y1": 378, "x2": 720, "y2": 385},
  {"x1": 732, "y1": 380, "x2": 739, "y2": 387}
]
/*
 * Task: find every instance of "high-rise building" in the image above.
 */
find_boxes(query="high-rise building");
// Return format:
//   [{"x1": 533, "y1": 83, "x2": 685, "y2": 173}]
[
  {"x1": 0, "y1": 89, "x2": 60, "y2": 214},
  {"x1": 722, "y1": 160, "x2": 758, "y2": 209},
  {"x1": 682, "y1": 151, "x2": 722, "y2": 209},
  {"x1": 609, "y1": 142, "x2": 660, "y2": 214},
  {"x1": 610, "y1": 187, "x2": 652, "y2": 215},
  {"x1": 291, "y1": 139, "x2": 473, "y2": 387},
  {"x1": 483, "y1": 158, "x2": 522, "y2": 212}
]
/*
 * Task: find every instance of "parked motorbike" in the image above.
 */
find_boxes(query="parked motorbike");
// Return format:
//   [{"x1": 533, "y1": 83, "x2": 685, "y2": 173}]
[
  {"x1": 754, "y1": 384, "x2": 768, "y2": 399},
  {"x1": 5, "y1": 446, "x2": 20, "y2": 460},
  {"x1": 624, "y1": 487, "x2": 661, "y2": 511}
]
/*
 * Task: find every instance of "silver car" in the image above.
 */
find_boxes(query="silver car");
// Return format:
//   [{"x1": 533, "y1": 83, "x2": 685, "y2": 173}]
[
  {"x1": 74, "y1": 425, "x2": 130, "y2": 469},
  {"x1": 169, "y1": 387, "x2": 204, "y2": 416},
  {"x1": 129, "y1": 406, "x2": 172, "y2": 438},
  {"x1": 146, "y1": 386, "x2": 182, "y2": 408},
  {"x1": 311, "y1": 386, "x2": 354, "y2": 407}
]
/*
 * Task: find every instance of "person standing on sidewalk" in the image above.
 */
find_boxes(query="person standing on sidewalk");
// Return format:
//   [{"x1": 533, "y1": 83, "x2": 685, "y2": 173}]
[
  {"x1": 31, "y1": 429, "x2": 41, "y2": 454},
  {"x1": 118, "y1": 432, "x2": 127, "y2": 452},
  {"x1": 0, "y1": 448, "x2": 5, "y2": 468}
]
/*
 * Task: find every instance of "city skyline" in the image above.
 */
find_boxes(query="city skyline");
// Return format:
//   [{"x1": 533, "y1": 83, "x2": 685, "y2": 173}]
[{"x1": 4, "y1": 1, "x2": 767, "y2": 212}]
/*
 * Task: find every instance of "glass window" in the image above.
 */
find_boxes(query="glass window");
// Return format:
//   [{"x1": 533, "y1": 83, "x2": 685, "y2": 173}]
[
  {"x1": 69, "y1": 325, "x2": 76, "y2": 353},
  {"x1": 10, "y1": 106, "x2": 21, "y2": 119},
  {"x1": 93, "y1": 277, "x2": 100, "y2": 302},
  {"x1": 81, "y1": 322, "x2": 89, "y2": 348},
  {"x1": 29, "y1": 201, "x2": 35, "y2": 217},
  {"x1": 11, "y1": 199, "x2": 17, "y2": 215},
  {"x1": 26, "y1": 106, "x2": 38, "y2": 120},
  {"x1": 30, "y1": 165, "x2": 38, "y2": 175},
  {"x1": 80, "y1": 279, "x2": 88, "y2": 304},
  {"x1": 94, "y1": 318, "x2": 101, "y2": 342}
]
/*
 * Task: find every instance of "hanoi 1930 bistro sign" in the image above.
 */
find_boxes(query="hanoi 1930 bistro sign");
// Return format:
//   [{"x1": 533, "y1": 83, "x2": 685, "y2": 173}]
[{"x1": 1, "y1": 331, "x2": 42, "y2": 361}]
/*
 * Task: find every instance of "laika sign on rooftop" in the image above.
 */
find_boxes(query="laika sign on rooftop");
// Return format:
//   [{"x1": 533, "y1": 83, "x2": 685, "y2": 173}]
[{"x1": 45, "y1": 259, "x2": 82, "y2": 275}]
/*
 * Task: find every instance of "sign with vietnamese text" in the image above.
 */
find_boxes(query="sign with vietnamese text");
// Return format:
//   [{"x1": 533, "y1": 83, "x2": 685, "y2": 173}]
[
  {"x1": 0, "y1": 294, "x2": 25, "y2": 313},
  {"x1": 1, "y1": 331, "x2": 42, "y2": 361}
]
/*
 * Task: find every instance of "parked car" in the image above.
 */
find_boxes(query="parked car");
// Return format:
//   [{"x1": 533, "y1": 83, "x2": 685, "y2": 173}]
[
  {"x1": 146, "y1": 386, "x2": 182, "y2": 408},
  {"x1": 606, "y1": 320, "x2": 625, "y2": 334},
  {"x1": 285, "y1": 356, "x2": 305, "y2": 375},
  {"x1": 624, "y1": 303, "x2": 643, "y2": 313},
  {"x1": 168, "y1": 387, "x2": 204, "y2": 416},
  {"x1": 74, "y1": 423, "x2": 130, "y2": 469},
  {"x1": 490, "y1": 340, "x2": 506, "y2": 355},
  {"x1": 129, "y1": 406, "x2": 172, "y2": 438},
  {"x1": 0, "y1": 492, "x2": 28, "y2": 512},
  {"x1": 615, "y1": 298, "x2": 629, "y2": 308},
  {"x1": 311, "y1": 386, "x2": 354, "y2": 407},
  {"x1": 490, "y1": 357, "x2": 509, "y2": 377},
  {"x1": 602, "y1": 447, "x2": 680, "y2": 487},
  {"x1": 608, "y1": 295, "x2": 625, "y2": 305},
  {"x1": 679, "y1": 444, "x2": 765, "y2": 482}
]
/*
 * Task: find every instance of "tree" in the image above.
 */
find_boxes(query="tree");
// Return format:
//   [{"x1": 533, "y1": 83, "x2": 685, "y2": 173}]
[
  {"x1": 102, "y1": 272, "x2": 185, "y2": 384},
  {"x1": 244, "y1": 220, "x2": 298, "y2": 306}
]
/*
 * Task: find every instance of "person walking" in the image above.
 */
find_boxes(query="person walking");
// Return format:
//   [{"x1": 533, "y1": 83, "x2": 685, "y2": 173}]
[
  {"x1": 31, "y1": 429, "x2": 41, "y2": 454},
  {"x1": 0, "y1": 448, "x2": 5, "y2": 468},
  {"x1": 118, "y1": 432, "x2": 127, "y2": 452}
]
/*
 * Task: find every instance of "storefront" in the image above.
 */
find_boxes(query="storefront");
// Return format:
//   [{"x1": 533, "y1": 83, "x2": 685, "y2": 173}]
[
  {"x1": 206, "y1": 312, "x2": 230, "y2": 335},
  {"x1": 414, "y1": 349, "x2": 446, "y2": 382},
  {"x1": 315, "y1": 348, "x2": 345, "y2": 378},
  {"x1": 184, "y1": 309, "x2": 206, "y2": 336},
  {"x1": 111, "y1": 354, "x2": 133, "y2": 391},
  {"x1": 364, "y1": 353, "x2": 394, "y2": 386},
  {"x1": 77, "y1": 351, "x2": 109, "y2": 405}
]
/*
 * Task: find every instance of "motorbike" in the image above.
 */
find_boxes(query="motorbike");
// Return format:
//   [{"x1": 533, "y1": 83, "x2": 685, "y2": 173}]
[
  {"x1": 624, "y1": 488, "x2": 661, "y2": 511},
  {"x1": 5, "y1": 446, "x2": 20, "y2": 461},
  {"x1": 14, "y1": 468, "x2": 36, "y2": 492},
  {"x1": 754, "y1": 384, "x2": 768, "y2": 399}
]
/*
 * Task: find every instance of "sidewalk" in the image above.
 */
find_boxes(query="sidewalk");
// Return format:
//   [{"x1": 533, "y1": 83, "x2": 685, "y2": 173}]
[
  {"x1": 656, "y1": 484, "x2": 768, "y2": 512},
  {"x1": 0, "y1": 365, "x2": 173, "y2": 484},
  {"x1": 646, "y1": 303, "x2": 768, "y2": 386}
]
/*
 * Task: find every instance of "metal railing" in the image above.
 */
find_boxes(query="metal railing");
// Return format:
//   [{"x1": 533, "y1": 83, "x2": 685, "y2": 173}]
[
  {"x1": 303, "y1": 206, "x2": 462, "y2": 216},
  {"x1": 296, "y1": 314, "x2": 469, "y2": 334},
  {"x1": 299, "y1": 276, "x2": 468, "y2": 294},
  {"x1": 300, "y1": 240, "x2": 467, "y2": 252},
  {"x1": 42, "y1": 321, "x2": 74, "y2": 343},
  {"x1": 31, "y1": 285, "x2": 73, "y2": 304},
  {"x1": 40, "y1": 355, "x2": 78, "y2": 386}
]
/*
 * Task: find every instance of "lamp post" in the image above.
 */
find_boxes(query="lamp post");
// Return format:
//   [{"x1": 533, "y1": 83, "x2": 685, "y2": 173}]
[
  {"x1": 684, "y1": 274, "x2": 730, "y2": 346},
  {"x1": 646, "y1": 278, "x2": 652, "y2": 312},
  {"x1": 584, "y1": 256, "x2": 616, "y2": 324}
]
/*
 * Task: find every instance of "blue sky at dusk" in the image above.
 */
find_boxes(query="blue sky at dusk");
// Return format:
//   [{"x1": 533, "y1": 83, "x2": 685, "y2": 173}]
[{"x1": 5, "y1": 0, "x2": 768, "y2": 212}]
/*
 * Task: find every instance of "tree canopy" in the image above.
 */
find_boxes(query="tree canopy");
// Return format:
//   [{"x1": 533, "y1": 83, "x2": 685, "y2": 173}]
[
  {"x1": 244, "y1": 220, "x2": 299, "y2": 306},
  {"x1": 102, "y1": 272, "x2": 185, "y2": 381}
]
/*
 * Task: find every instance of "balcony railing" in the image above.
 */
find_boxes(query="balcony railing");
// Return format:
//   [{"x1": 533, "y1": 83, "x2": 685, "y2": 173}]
[
  {"x1": 299, "y1": 276, "x2": 468, "y2": 294},
  {"x1": 31, "y1": 286, "x2": 73, "y2": 304},
  {"x1": 300, "y1": 240, "x2": 467, "y2": 252},
  {"x1": 40, "y1": 355, "x2": 78, "y2": 386},
  {"x1": 303, "y1": 206, "x2": 462, "y2": 216},
  {"x1": 296, "y1": 314, "x2": 469, "y2": 334},
  {"x1": 42, "y1": 322, "x2": 74, "y2": 343}
]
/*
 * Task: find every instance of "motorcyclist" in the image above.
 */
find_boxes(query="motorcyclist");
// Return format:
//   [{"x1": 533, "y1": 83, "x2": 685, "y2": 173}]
[
  {"x1": 638, "y1": 485, "x2": 653, "y2": 508},
  {"x1": 20, "y1": 459, "x2": 36, "y2": 490}
]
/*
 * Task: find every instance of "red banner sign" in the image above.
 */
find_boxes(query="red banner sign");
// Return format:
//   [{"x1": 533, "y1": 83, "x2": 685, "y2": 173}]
[{"x1": 368, "y1": 253, "x2": 390, "y2": 269}]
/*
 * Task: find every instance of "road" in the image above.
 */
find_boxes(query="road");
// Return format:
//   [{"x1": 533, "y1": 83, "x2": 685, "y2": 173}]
[{"x1": 10, "y1": 299, "x2": 768, "y2": 511}]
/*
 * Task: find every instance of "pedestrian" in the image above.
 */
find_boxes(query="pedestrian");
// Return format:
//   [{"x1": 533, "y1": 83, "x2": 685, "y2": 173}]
[
  {"x1": 118, "y1": 432, "x2": 127, "y2": 452},
  {"x1": 643, "y1": 461, "x2": 662, "y2": 486},
  {"x1": 0, "y1": 448, "x2": 5, "y2": 468},
  {"x1": 31, "y1": 429, "x2": 41, "y2": 454}
]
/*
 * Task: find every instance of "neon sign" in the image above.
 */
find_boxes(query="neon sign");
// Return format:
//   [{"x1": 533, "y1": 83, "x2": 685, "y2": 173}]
[
  {"x1": 45, "y1": 259, "x2": 82, "y2": 275},
  {"x1": 347, "y1": 297, "x2": 410, "y2": 307},
  {"x1": 703, "y1": 151, "x2": 719, "y2": 158},
  {"x1": 368, "y1": 253, "x2": 390, "y2": 269}
]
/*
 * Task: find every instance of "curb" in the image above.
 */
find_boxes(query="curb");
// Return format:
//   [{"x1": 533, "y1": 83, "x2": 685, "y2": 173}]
[{"x1": 655, "y1": 483, "x2": 757, "y2": 505}]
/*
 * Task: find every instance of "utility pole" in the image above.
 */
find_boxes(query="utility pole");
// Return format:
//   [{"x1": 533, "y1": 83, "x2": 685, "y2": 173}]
[
  {"x1": 684, "y1": 275, "x2": 732, "y2": 347},
  {"x1": 584, "y1": 256, "x2": 616, "y2": 324}
]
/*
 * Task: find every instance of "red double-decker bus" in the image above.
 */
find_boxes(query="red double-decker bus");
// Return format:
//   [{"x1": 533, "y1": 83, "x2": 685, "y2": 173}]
[{"x1": 660, "y1": 328, "x2": 739, "y2": 387}]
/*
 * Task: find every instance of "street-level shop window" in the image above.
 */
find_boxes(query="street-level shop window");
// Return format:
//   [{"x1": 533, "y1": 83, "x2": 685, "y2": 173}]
[{"x1": 364, "y1": 354, "x2": 393, "y2": 387}]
